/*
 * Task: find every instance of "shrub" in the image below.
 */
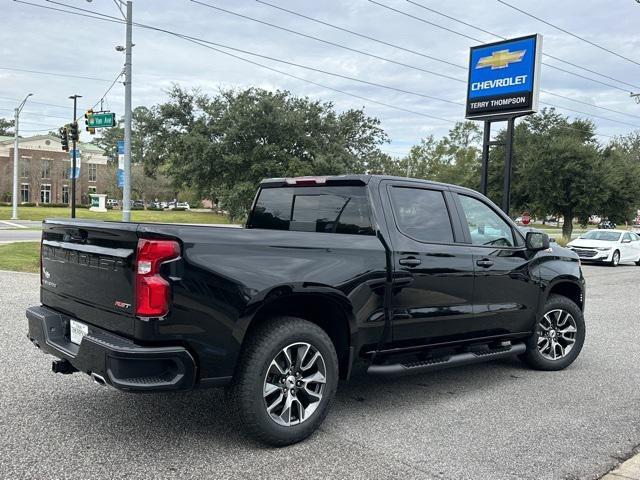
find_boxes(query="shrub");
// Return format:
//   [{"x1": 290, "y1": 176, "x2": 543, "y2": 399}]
[{"x1": 41, "y1": 203, "x2": 70, "y2": 208}]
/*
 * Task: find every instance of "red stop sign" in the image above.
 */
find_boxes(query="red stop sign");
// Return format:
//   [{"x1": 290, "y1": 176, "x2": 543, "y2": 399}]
[{"x1": 522, "y1": 213, "x2": 531, "y2": 225}]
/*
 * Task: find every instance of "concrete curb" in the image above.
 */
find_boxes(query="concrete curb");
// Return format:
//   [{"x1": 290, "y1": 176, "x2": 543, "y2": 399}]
[
  {"x1": 601, "y1": 451, "x2": 640, "y2": 480},
  {"x1": 0, "y1": 269, "x2": 39, "y2": 275}
]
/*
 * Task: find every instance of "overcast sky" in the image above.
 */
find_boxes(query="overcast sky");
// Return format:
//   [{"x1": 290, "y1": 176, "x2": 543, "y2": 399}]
[{"x1": 2, "y1": 0, "x2": 640, "y2": 156}]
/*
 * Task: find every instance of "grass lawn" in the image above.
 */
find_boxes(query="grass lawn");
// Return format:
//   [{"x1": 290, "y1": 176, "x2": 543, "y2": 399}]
[
  {"x1": 0, "y1": 206, "x2": 230, "y2": 224},
  {"x1": 0, "y1": 242, "x2": 40, "y2": 273}
]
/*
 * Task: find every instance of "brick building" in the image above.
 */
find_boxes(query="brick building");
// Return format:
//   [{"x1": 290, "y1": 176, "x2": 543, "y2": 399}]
[{"x1": 0, "y1": 135, "x2": 109, "y2": 205}]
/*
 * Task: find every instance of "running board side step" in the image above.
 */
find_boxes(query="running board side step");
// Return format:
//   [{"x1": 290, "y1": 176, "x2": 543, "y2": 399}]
[{"x1": 367, "y1": 342, "x2": 526, "y2": 377}]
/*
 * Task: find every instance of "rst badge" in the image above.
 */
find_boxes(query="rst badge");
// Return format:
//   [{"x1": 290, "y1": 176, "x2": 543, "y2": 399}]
[
  {"x1": 466, "y1": 34, "x2": 542, "y2": 119},
  {"x1": 114, "y1": 300, "x2": 132, "y2": 310}
]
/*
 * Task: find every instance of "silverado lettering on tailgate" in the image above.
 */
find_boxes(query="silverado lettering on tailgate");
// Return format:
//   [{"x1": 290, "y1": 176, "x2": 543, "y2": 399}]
[{"x1": 42, "y1": 244, "x2": 127, "y2": 272}]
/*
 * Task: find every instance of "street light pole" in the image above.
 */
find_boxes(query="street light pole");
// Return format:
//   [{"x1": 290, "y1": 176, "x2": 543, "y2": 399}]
[
  {"x1": 69, "y1": 95, "x2": 82, "y2": 219},
  {"x1": 11, "y1": 93, "x2": 33, "y2": 220},
  {"x1": 122, "y1": 0, "x2": 133, "y2": 222}
]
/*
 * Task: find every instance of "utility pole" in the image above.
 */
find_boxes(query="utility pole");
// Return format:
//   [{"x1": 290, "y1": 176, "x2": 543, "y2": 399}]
[
  {"x1": 122, "y1": 0, "x2": 133, "y2": 222},
  {"x1": 631, "y1": 92, "x2": 640, "y2": 104},
  {"x1": 11, "y1": 93, "x2": 33, "y2": 220},
  {"x1": 69, "y1": 95, "x2": 82, "y2": 219}
]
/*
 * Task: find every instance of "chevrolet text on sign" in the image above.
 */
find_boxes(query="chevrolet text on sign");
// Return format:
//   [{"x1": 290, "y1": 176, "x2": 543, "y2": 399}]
[{"x1": 465, "y1": 34, "x2": 542, "y2": 120}]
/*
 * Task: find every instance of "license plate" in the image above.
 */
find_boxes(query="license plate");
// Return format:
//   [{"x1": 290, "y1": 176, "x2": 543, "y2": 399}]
[{"x1": 70, "y1": 319, "x2": 88, "y2": 345}]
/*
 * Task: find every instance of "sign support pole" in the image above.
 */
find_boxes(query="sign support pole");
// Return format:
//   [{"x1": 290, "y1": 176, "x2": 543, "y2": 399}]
[
  {"x1": 501, "y1": 116, "x2": 516, "y2": 215},
  {"x1": 480, "y1": 120, "x2": 491, "y2": 196}
]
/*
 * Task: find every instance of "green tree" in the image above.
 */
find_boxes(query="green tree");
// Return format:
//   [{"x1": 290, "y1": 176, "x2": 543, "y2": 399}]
[
  {"x1": 599, "y1": 133, "x2": 640, "y2": 224},
  {"x1": 492, "y1": 108, "x2": 604, "y2": 238},
  {"x1": 0, "y1": 118, "x2": 15, "y2": 136},
  {"x1": 91, "y1": 106, "x2": 160, "y2": 166},
  {"x1": 403, "y1": 122, "x2": 481, "y2": 187},
  {"x1": 142, "y1": 86, "x2": 389, "y2": 220}
]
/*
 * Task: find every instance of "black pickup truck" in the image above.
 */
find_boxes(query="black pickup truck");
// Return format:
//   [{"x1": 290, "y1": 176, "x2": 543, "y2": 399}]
[{"x1": 27, "y1": 175, "x2": 585, "y2": 446}]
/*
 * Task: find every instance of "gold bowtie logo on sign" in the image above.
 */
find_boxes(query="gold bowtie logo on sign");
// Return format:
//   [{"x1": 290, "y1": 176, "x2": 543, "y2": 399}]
[{"x1": 476, "y1": 49, "x2": 526, "y2": 70}]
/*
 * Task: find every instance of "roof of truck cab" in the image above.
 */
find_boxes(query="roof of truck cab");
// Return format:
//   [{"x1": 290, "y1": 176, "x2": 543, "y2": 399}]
[{"x1": 260, "y1": 174, "x2": 478, "y2": 194}]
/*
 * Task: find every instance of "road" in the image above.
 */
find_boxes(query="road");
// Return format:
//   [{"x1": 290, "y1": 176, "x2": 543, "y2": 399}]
[
  {"x1": 0, "y1": 265, "x2": 638, "y2": 480},
  {"x1": 0, "y1": 220, "x2": 42, "y2": 244}
]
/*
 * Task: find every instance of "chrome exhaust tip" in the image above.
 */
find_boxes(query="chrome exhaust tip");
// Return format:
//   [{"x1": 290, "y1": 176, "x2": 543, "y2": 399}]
[{"x1": 91, "y1": 372, "x2": 107, "y2": 387}]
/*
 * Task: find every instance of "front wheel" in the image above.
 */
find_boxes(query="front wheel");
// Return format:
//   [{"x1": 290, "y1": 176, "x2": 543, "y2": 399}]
[
  {"x1": 520, "y1": 295, "x2": 585, "y2": 371},
  {"x1": 225, "y1": 316, "x2": 339, "y2": 446},
  {"x1": 610, "y1": 250, "x2": 620, "y2": 266}
]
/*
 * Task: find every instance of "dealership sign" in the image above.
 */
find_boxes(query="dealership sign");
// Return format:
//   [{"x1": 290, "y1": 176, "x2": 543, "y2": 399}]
[{"x1": 466, "y1": 34, "x2": 542, "y2": 119}]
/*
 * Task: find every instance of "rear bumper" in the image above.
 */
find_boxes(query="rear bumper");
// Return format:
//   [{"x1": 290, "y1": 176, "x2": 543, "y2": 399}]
[{"x1": 26, "y1": 305, "x2": 197, "y2": 392}]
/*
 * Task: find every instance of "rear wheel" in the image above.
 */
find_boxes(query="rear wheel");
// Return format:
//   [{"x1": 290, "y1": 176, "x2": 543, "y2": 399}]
[
  {"x1": 520, "y1": 295, "x2": 585, "y2": 371},
  {"x1": 226, "y1": 316, "x2": 339, "y2": 446},
  {"x1": 610, "y1": 250, "x2": 620, "y2": 266}
]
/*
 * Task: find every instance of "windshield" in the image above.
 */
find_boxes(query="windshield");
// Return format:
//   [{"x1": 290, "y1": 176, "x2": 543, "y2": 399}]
[{"x1": 580, "y1": 231, "x2": 621, "y2": 241}]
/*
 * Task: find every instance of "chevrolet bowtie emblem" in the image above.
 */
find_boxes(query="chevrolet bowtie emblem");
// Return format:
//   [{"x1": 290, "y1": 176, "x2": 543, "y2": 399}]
[{"x1": 476, "y1": 49, "x2": 526, "y2": 69}]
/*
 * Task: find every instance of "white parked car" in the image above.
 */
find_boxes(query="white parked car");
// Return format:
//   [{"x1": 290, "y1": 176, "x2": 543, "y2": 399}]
[
  {"x1": 567, "y1": 229, "x2": 640, "y2": 266},
  {"x1": 168, "y1": 202, "x2": 190, "y2": 210}
]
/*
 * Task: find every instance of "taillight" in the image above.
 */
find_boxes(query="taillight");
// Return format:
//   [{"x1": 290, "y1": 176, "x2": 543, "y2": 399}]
[{"x1": 135, "y1": 239, "x2": 180, "y2": 317}]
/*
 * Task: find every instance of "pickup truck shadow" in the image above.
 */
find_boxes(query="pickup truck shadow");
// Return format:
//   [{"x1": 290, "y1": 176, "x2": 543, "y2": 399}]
[{"x1": 52, "y1": 357, "x2": 525, "y2": 447}]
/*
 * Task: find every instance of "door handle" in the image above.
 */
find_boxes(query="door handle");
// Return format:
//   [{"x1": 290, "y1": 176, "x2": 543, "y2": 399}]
[
  {"x1": 476, "y1": 258, "x2": 494, "y2": 268},
  {"x1": 399, "y1": 257, "x2": 421, "y2": 267}
]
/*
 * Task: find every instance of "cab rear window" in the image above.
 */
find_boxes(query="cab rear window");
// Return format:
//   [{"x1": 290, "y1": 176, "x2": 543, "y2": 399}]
[{"x1": 248, "y1": 186, "x2": 374, "y2": 235}]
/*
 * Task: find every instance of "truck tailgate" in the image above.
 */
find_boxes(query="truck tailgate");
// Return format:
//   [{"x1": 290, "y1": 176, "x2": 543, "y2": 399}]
[{"x1": 40, "y1": 220, "x2": 139, "y2": 335}]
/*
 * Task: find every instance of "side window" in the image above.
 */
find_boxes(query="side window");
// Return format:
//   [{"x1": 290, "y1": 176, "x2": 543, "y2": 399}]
[
  {"x1": 389, "y1": 187, "x2": 454, "y2": 243},
  {"x1": 249, "y1": 186, "x2": 374, "y2": 235},
  {"x1": 632, "y1": 233, "x2": 640, "y2": 242},
  {"x1": 623, "y1": 232, "x2": 632, "y2": 242},
  {"x1": 458, "y1": 195, "x2": 515, "y2": 247}
]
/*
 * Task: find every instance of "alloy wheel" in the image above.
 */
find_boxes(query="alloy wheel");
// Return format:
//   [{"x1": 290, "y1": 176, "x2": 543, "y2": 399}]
[
  {"x1": 263, "y1": 342, "x2": 327, "y2": 427},
  {"x1": 536, "y1": 309, "x2": 578, "y2": 360}
]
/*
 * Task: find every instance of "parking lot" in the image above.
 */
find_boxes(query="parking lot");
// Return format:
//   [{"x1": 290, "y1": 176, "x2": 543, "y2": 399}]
[{"x1": 1, "y1": 265, "x2": 638, "y2": 480}]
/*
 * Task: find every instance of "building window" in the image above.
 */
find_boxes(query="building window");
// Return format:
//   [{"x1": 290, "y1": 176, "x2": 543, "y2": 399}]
[
  {"x1": 88, "y1": 163, "x2": 97, "y2": 182},
  {"x1": 41, "y1": 159, "x2": 51, "y2": 179},
  {"x1": 40, "y1": 184, "x2": 52, "y2": 204},
  {"x1": 88, "y1": 186, "x2": 97, "y2": 195},
  {"x1": 62, "y1": 185, "x2": 69, "y2": 204},
  {"x1": 20, "y1": 184, "x2": 30, "y2": 203},
  {"x1": 20, "y1": 158, "x2": 29, "y2": 178}
]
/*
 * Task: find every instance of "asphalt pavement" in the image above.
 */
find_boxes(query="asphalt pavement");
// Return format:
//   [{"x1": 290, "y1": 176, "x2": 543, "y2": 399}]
[
  {"x1": 0, "y1": 265, "x2": 638, "y2": 480},
  {"x1": 0, "y1": 220, "x2": 42, "y2": 244}
]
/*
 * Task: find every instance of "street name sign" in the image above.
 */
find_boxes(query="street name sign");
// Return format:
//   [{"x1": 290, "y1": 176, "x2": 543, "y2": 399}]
[
  {"x1": 465, "y1": 34, "x2": 542, "y2": 120},
  {"x1": 87, "y1": 112, "x2": 116, "y2": 128}
]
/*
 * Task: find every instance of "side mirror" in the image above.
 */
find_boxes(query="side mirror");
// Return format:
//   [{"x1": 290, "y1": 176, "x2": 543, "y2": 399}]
[
  {"x1": 622, "y1": 238, "x2": 631, "y2": 243},
  {"x1": 526, "y1": 231, "x2": 550, "y2": 251}
]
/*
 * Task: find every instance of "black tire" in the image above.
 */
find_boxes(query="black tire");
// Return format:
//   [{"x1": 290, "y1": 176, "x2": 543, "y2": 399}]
[
  {"x1": 610, "y1": 250, "x2": 620, "y2": 267},
  {"x1": 225, "y1": 316, "x2": 339, "y2": 446},
  {"x1": 520, "y1": 294, "x2": 585, "y2": 371}
]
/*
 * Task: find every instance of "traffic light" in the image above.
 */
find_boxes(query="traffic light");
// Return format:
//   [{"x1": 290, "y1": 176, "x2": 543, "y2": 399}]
[
  {"x1": 84, "y1": 109, "x2": 95, "y2": 135},
  {"x1": 59, "y1": 126, "x2": 69, "y2": 152},
  {"x1": 69, "y1": 122, "x2": 79, "y2": 142}
]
